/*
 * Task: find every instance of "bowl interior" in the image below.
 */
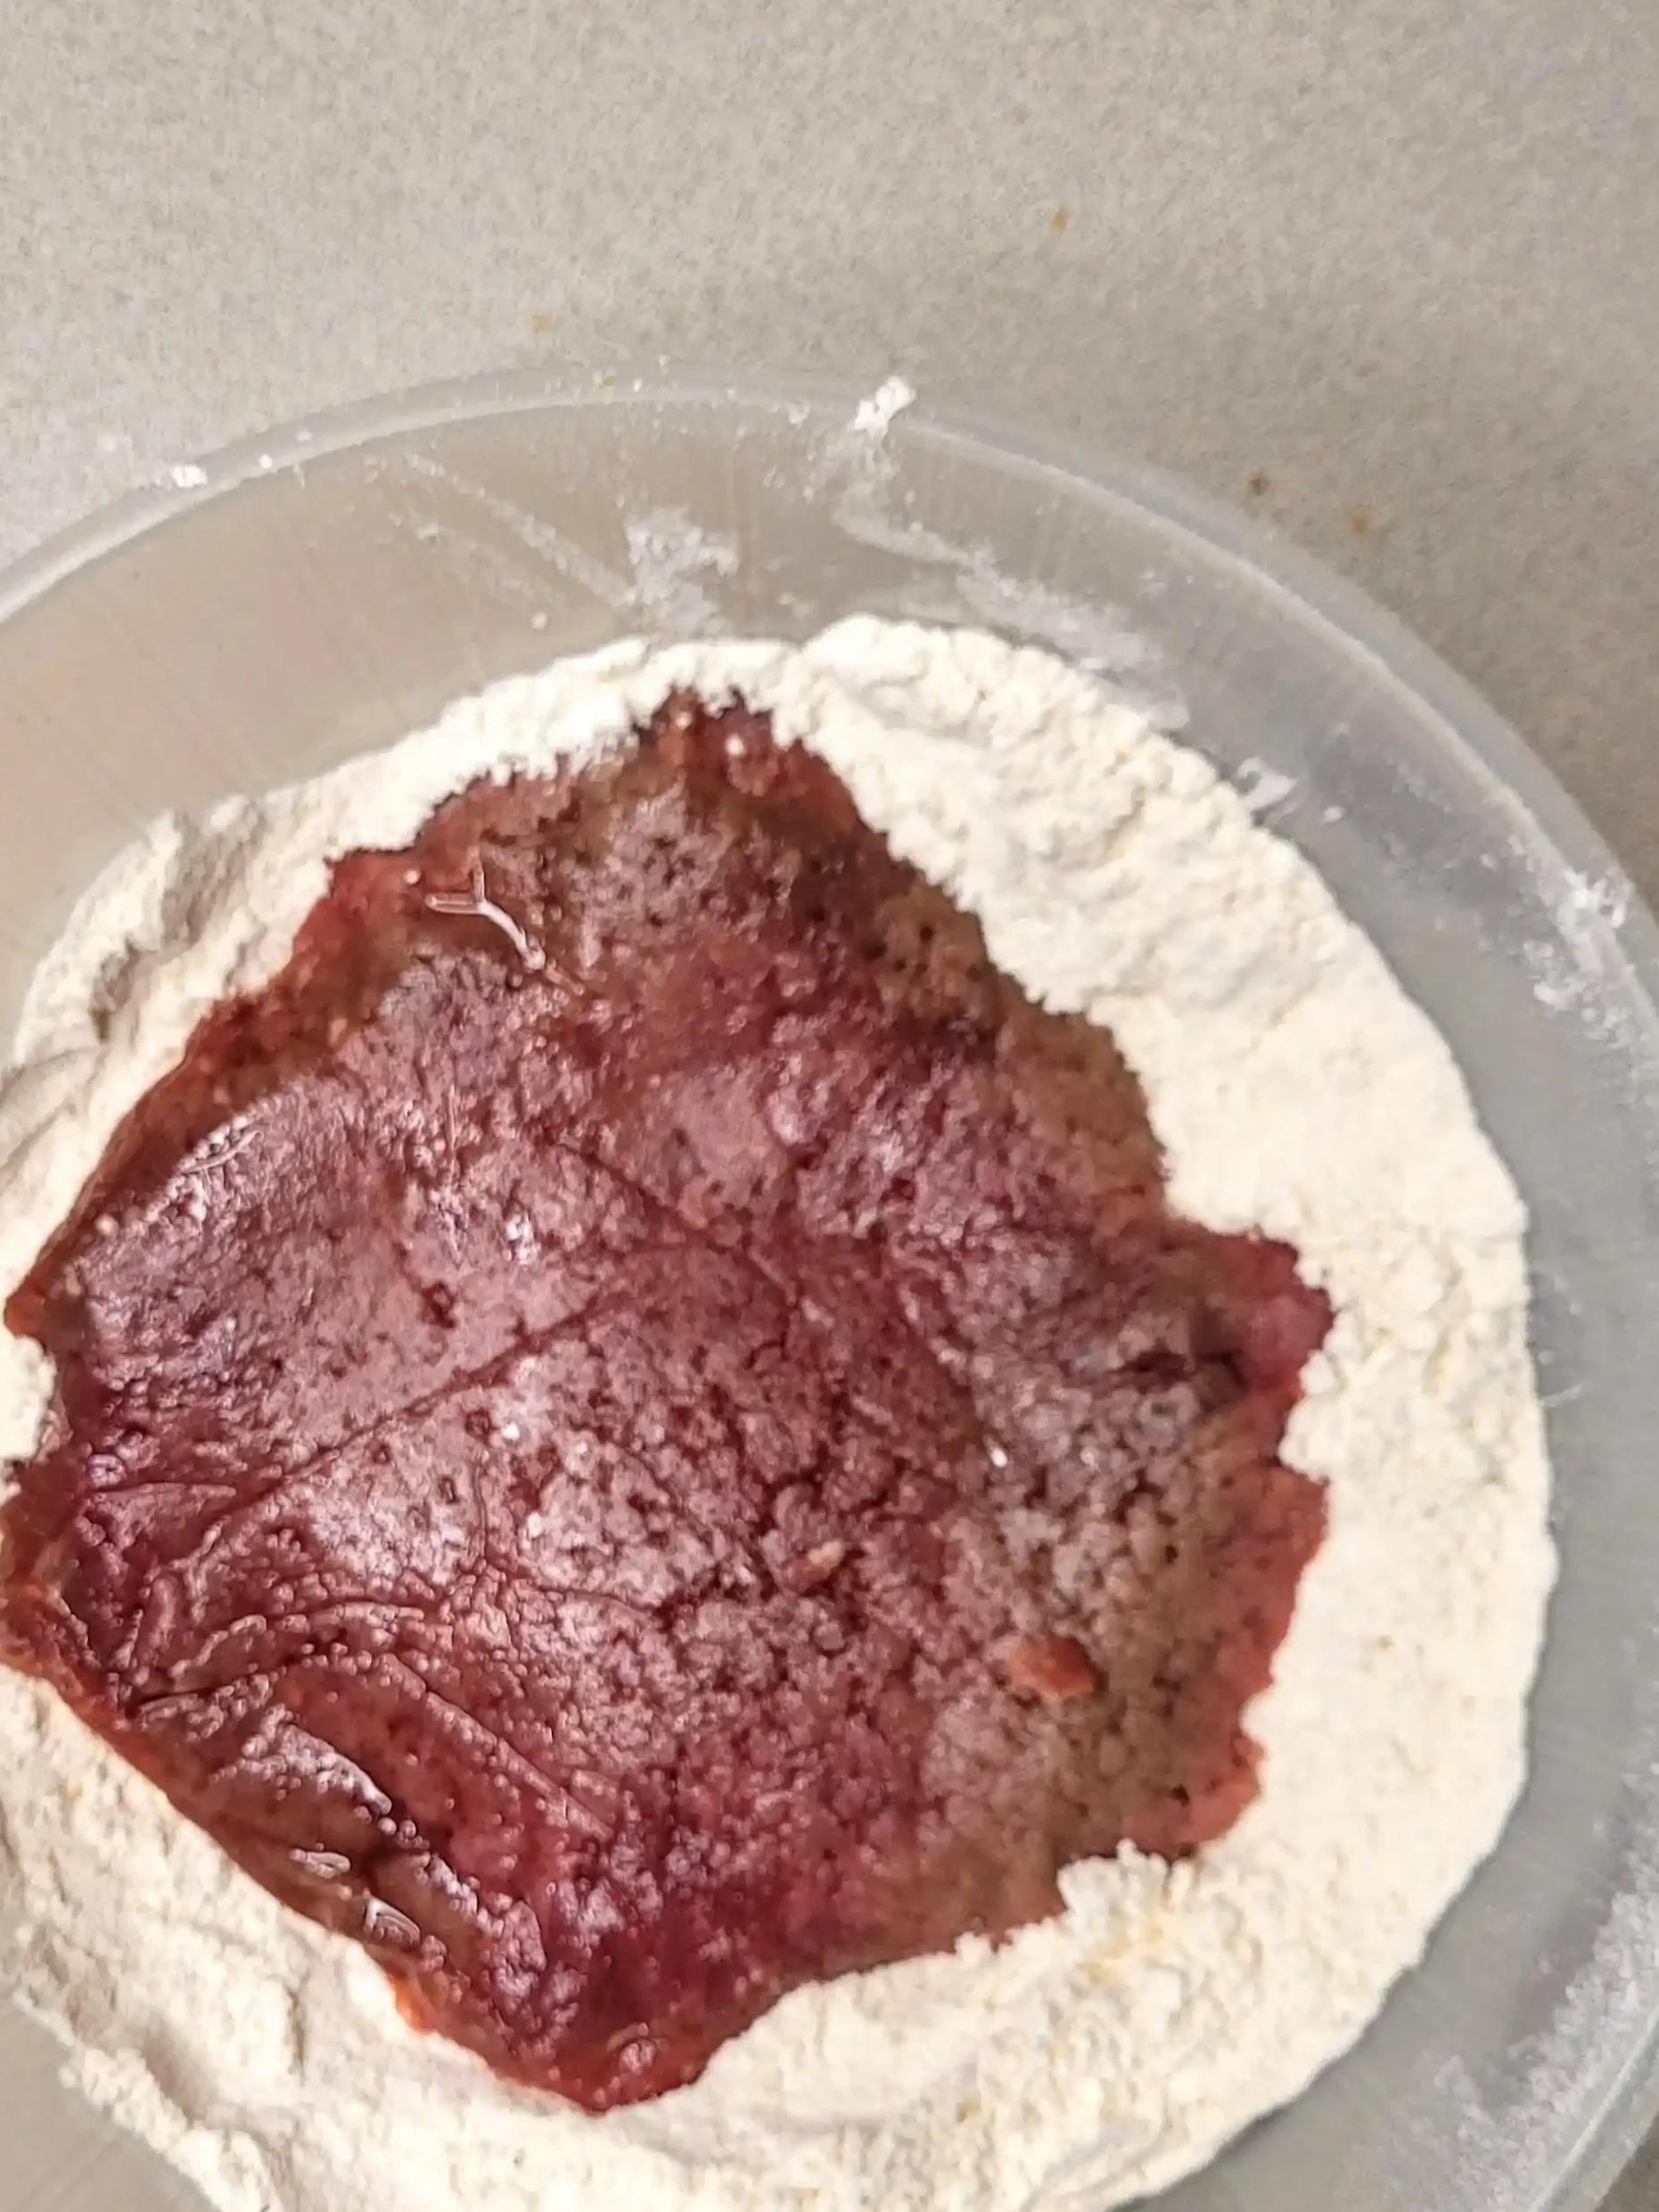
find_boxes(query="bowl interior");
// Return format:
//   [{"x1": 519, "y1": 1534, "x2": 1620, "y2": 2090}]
[{"x1": 1, "y1": 374, "x2": 1656, "y2": 2212}]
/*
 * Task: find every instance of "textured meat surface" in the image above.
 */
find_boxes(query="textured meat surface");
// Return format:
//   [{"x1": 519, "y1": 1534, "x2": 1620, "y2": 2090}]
[{"x1": 0, "y1": 697, "x2": 1330, "y2": 2112}]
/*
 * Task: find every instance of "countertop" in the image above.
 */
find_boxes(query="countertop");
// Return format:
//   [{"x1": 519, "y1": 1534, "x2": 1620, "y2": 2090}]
[{"x1": 2, "y1": 0, "x2": 1656, "y2": 2203}]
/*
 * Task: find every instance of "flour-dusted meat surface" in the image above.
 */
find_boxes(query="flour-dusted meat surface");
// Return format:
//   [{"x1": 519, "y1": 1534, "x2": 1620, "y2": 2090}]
[{"x1": 0, "y1": 697, "x2": 1330, "y2": 2113}]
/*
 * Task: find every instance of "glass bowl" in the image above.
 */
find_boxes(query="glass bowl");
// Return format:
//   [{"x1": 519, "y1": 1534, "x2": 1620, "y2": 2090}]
[{"x1": 0, "y1": 368, "x2": 1655, "y2": 2212}]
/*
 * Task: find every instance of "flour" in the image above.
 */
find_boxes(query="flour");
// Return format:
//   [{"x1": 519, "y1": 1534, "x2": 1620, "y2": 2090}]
[
  {"x1": 0, "y1": 619, "x2": 1554, "y2": 2212},
  {"x1": 850, "y1": 376, "x2": 916, "y2": 435}
]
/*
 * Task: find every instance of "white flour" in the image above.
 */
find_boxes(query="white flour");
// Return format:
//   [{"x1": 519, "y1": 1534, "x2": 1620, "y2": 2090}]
[{"x1": 0, "y1": 619, "x2": 1554, "y2": 2212}]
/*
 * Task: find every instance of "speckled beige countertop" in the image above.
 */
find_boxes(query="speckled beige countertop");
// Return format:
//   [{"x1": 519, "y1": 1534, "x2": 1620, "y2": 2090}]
[{"x1": 2, "y1": 0, "x2": 1657, "y2": 2203}]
